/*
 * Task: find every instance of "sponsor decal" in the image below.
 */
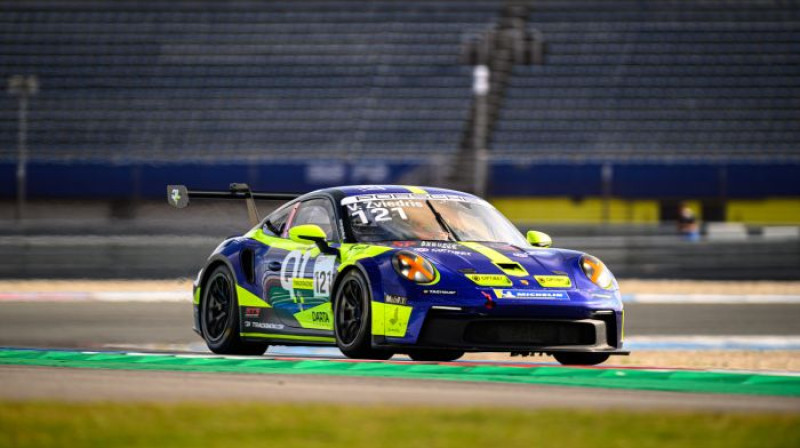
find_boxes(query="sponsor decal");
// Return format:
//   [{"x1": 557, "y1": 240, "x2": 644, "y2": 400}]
[
  {"x1": 311, "y1": 311, "x2": 330, "y2": 324},
  {"x1": 384, "y1": 294, "x2": 407, "y2": 305},
  {"x1": 420, "y1": 241, "x2": 460, "y2": 250},
  {"x1": 423, "y1": 289, "x2": 457, "y2": 295},
  {"x1": 293, "y1": 303, "x2": 333, "y2": 330},
  {"x1": 392, "y1": 241, "x2": 415, "y2": 248},
  {"x1": 534, "y1": 275, "x2": 572, "y2": 288},
  {"x1": 519, "y1": 279, "x2": 529, "y2": 285},
  {"x1": 292, "y1": 277, "x2": 314, "y2": 290},
  {"x1": 493, "y1": 289, "x2": 569, "y2": 300},
  {"x1": 511, "y1": 252, "x2": 529, "y2": 258},
  {"x1": 244, "y1": 307, "x2": 260, "y2": 318},
  {"x1": 342, "y1": 193, "x2": 487, "y2": 206},
  {"x1": 372, "y1": 301, "x2": 412, "y2": 337},
  {"x1": 249, "y1": 322, "x2": 285, "y2": 330},
  {"x1": 465, "y1": 273, "x2": 513, "y2": 287}
]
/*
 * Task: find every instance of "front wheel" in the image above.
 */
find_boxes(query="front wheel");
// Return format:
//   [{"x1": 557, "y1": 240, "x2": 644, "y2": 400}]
[
  {"x1": 333, "y1": 270, "x2": 393, "y2": 360},
  {"x1": 553, "y1": 352, "x2": 610, "y2": 366},
  {"x1": 201, "y1": 265, "x2": 269, "y2": 356}
]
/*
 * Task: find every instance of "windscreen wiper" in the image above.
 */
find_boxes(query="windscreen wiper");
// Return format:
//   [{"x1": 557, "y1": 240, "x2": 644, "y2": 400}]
[{"x1": 426, "y1": 200, "x2": 460, "y2": 241}]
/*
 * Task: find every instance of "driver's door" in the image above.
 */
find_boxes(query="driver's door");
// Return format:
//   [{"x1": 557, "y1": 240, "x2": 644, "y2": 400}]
[{"x1": 265, "y1": 198, "x2": 339, "y2": 329}]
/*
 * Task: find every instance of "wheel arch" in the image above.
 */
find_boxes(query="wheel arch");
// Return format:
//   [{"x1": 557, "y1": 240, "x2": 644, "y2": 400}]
[
  {"x1": 198, "y1": 255, "x2": 238, "y2": 308},
  {"x1": 331, "y1": 263, "x2": 374, "y2": 307}
]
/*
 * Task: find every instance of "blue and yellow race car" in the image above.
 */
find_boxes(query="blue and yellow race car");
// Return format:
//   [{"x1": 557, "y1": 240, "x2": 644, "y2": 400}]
[{"x1": 168, "y1": 184, "x2": 626, "y2": 365}]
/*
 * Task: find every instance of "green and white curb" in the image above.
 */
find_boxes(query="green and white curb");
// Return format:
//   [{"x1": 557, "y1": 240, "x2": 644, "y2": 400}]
[{"x1": 1, "y1": 349, "x2": 798, "y2": 397}]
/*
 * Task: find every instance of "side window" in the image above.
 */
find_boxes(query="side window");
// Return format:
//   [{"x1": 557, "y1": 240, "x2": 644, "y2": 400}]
[
  {"x1": 262, "y1": 206, "x2": 292, "y2": 236},
  {"x1": 289, "y1": 199, "x2": 338, "y2": 241}
]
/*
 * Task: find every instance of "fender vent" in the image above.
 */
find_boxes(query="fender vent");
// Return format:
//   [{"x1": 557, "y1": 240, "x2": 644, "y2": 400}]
[{"x1": 241, "y1": 249, "x2": 255, "y2": 284}]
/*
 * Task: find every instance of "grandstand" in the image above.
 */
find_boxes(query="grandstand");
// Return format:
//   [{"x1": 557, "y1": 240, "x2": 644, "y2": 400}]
[
  {"x1": 494, "y1": 1, "x2": 800, "y2": 161},
  {"x1": 0, "y1": 1, "x2": 497, "y2": 161},
  {"x1": 0, "y1": 0, "x2": 798, "y2": 218}
]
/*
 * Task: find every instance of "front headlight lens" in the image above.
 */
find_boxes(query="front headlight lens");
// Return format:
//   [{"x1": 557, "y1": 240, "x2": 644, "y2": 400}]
[
  {"x1": 580, "y1": 254, "x2": 614, "y2": 289},
  {"x1": 392, "y1": 251, "x2": 436, "y2": 283}
]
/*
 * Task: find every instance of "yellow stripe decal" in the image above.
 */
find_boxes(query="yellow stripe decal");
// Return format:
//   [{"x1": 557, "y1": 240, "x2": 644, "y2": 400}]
[
  {"x1": 404, "y1": 186, "x2": 428, "y2": 194},
  {"x1": 459, "y1": 242, "x2": 513, "y2": 263},
  {"x1": 236, "y1": 285, "x2": 272, "y2": 308},
  {"x1": 240, "y1": 333, "x2": 334, "y2": 343},
  {"x1": 459, "y1": 242, "x2": 529, "y2": 277}
]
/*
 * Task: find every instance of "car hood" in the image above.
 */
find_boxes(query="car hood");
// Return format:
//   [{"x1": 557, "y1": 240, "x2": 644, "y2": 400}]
[{"x1": 377, "y1": 241, "x2": 581, "y2": 287}]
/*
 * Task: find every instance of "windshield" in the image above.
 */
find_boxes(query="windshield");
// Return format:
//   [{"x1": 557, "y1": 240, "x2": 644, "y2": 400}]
[{"x1": 342, "y1": 193, "x2": 528, "y2": 246}]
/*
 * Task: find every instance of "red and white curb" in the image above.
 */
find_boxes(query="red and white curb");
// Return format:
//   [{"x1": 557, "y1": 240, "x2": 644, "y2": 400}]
[{"x1": 0, "y1": 291, "x2": 190, "y2": 302}]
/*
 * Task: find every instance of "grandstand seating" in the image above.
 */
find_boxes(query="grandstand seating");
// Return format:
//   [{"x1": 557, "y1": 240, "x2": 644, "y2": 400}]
[
  {"x1": 0, "y1": 0, "x2": 798, "y2": 166},
  {"x1": 492, "y1": 0, "x2": 800, "y2": 160},
  {"x1": 0, "y1": 1, "x2": 497, "y2": 161}
]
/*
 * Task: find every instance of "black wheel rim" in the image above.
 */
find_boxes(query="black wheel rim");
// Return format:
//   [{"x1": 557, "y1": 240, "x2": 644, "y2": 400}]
[
  {"x1": 204, "y1": 273, "x2": 232, "y2": 342},
  {"x1": 336, "y1": 278, "x2": 364, "y2": 345}
]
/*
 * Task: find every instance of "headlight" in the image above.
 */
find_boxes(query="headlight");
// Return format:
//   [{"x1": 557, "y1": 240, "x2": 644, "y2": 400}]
[
  {"x1": 392, "y1": 251, "x2": 437, "y2": 284},
  {"x1": 580, "y1": 254, "x2": 614, "y2": 289}
]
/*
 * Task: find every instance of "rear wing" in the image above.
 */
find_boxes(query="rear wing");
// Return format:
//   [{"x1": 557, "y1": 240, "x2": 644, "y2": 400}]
[{"x1": 167, "y1": 183, "x2": 299, "y2": 226}]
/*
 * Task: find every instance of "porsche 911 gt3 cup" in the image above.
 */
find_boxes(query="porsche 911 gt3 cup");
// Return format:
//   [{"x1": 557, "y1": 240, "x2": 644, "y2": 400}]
[{"x1": 168, "y1": 184, "x2": 627, "y2": 365}]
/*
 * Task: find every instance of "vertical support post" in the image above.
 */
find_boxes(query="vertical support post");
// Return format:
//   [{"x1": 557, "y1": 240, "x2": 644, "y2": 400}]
[
  {"x1": 472, "y1": 65, "x2": 490, "y2": 197},
  {"x1": 16, "y1": 94, "x2": 28, "y2": 221},
  {"x1": 8, "y1": 75, "x2": 38, "y2": 222},
  {"x1": 601, "y1": 163, "x2": 613, "y2": 224}
]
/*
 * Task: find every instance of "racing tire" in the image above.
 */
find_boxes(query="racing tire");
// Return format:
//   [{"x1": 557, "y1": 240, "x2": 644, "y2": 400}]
[
  {"x1": 200, "y1": 265, "x2": 269, "y2": 356},
  {"x1": 407, "y1": 350, "x2": 465, "y2": 362},
  {"x1": 333, "y1": 269, "x2": 393, "y2": 360},
  {"x1": 553, "y1": 352, "x2": 610, "y2": 366}
]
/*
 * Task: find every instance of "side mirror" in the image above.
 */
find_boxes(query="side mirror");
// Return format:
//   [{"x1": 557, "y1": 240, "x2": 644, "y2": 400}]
[
  {"x1": 526, "y1": 230, "x2": 552, "y2": 248},
  {"x1": 288, "y1": 224, "x2": 337, "y2": 254}
]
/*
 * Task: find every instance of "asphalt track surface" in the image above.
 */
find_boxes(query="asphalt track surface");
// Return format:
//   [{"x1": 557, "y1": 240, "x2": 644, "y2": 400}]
[
  {"x1": 2, "y1": 365, "x2": 799, "y2": 412},
  {"x1": 0, "y1": 302, "x2": 797, "y2": 349},
  {"x1": 1, "y1": 301, "x2": 798, "y2": 412}
]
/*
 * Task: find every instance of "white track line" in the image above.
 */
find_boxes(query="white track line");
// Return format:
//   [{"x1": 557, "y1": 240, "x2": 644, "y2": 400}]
[
  {"x1": 624, "y1": 335, "x2": 800, "y2": 350},
  {"x1": 0, "y1": 291, "x2": 799, "y2": 304},
  {"x1": 622, "y1": 294, "x2": 800, "y2": 304}
]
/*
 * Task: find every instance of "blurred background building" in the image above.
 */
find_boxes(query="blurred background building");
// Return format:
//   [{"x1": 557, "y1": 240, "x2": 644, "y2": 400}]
[{"x1": 1, "y1": 0, "x2": 798, "y2": 279}]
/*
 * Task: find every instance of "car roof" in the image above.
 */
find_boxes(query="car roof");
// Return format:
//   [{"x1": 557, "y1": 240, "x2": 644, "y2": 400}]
[{"x1": 326, "y1": 185, "x2": 479, "y2": 198}]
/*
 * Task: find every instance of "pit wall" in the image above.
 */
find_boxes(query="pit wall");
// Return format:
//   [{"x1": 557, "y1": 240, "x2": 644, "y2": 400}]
[
  {"x1": 493, "y1": 198, "x2": 800, "y2": 225},
  {"x1": 0, "y1": 160, "x2": 798, "y2": 224}
]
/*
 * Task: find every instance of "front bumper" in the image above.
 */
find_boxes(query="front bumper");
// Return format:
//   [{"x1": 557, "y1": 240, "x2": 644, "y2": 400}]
[{"x1": 375, "y1": 308, "x2": 627, "y2": 354}]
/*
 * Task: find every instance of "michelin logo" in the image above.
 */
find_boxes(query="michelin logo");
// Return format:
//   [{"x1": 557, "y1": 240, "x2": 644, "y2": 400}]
[{"x1": 493, "y1": 289, "x2": 569, "y2": 300}]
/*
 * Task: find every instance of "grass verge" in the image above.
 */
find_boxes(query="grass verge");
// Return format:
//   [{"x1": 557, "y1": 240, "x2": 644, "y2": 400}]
[{"x1": 1, "y1": 402, "x2": 798, "y2": 448}]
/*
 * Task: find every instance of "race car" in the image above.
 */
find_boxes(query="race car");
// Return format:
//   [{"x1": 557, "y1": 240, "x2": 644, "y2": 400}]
[{"x1": 168, "y1": 183, "x2": 626, "y2": 365}]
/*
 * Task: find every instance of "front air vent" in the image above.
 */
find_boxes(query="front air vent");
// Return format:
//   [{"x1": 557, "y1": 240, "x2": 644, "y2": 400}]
[
  {"x1": 465, "y1": 321, "x2": 596, "y2": 346},
  {"x1": 495, "y1": 262, "x2": 527, "y2": 275}
]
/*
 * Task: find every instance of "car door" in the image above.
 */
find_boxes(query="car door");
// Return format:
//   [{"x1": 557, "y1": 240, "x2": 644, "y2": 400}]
[{"x1": 265, "y1": 197, "x2": 340, "y2": 329}]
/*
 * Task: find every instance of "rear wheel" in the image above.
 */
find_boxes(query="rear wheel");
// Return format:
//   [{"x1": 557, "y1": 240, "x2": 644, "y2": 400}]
[
  {"x1": 334, "y1": 270, "x2": 393, "y2": 360},
  {"x1": 201, "y1": 265, "x2": 269, "y2": 356},
  {"x1": 407, "y1": 350, "x2": 464, "y2": 362},
  {"x1": 553, "y1": 352, "x2": 610, "y2": 366}
]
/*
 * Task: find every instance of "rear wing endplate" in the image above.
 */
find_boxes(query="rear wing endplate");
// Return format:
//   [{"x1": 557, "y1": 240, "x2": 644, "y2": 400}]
[{"x1": 167, "y1": 183, "x2": 299, "y2": 226}]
